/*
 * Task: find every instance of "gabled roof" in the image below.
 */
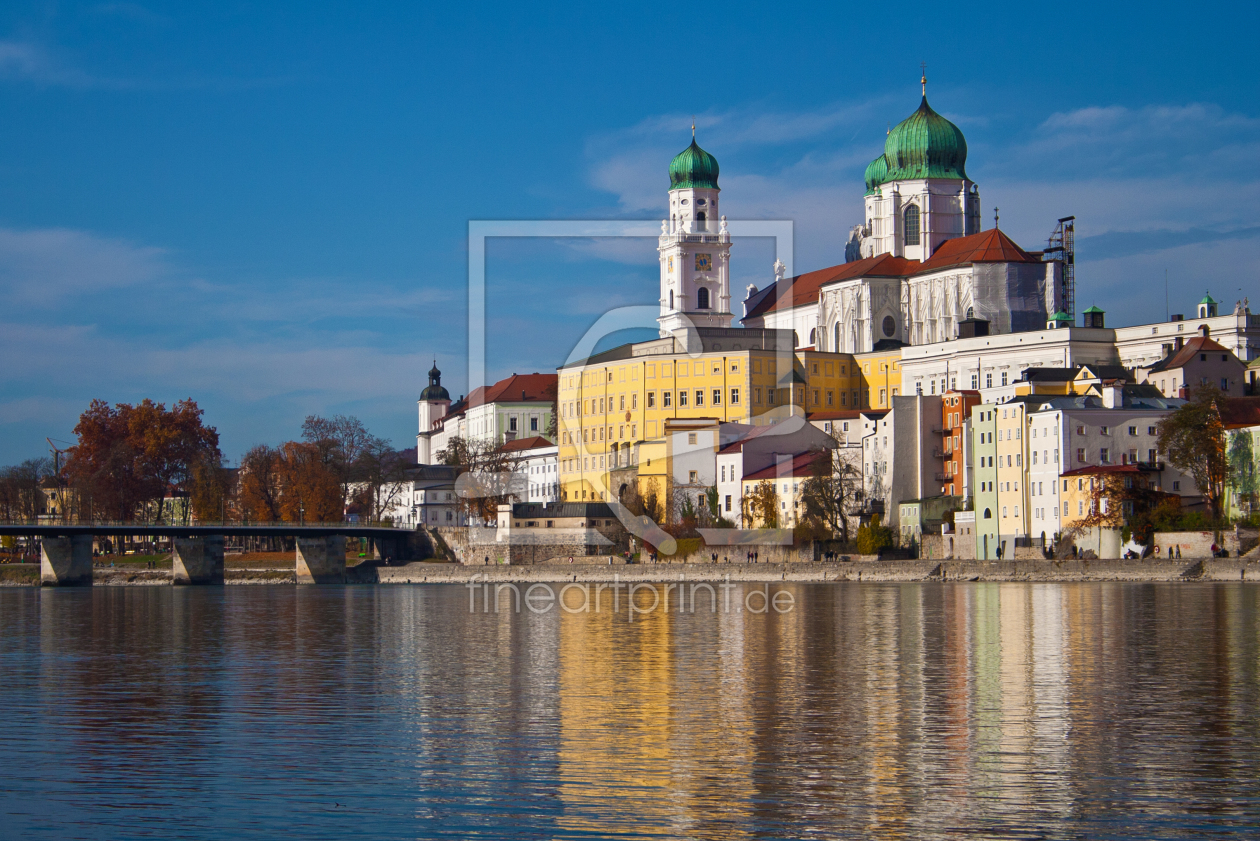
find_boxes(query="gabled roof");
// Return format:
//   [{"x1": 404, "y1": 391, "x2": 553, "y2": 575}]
[
  {"x1": 1076, "y1": 364, "x2": 1132, "y2": 382},
  {"x1": 468, "y1": 373, "x2": 557, "y2": 408},
  {"x1": 742, "y1": 229, "x2": 1040, "y2": 319},
  {"x1": 1061, "y1": 463, "x2": 1158, "y2": 477},
  {"x1": 805, "y1": 410, "x2": 865, "y2": 421},
  {"x1": 742, "y1": 253, "x2": 917, "y2": 319},
  {"x1": 742, "y1": 449, "x2": 829, "y2": 481},
  {"x1": 914, "y1": 228, "x2": 1040, "y2": 274},
  {"x1": 717, "y1": 424, "x2": 776, "y2": 455},
  {"x1": 1141, "y1": 335, "x2": 1233, "y2": 374},
  {"x1": 500, "y1": 436, "x2": 554, "y2": 453},
  {"x1": 1219, "y1": 397, "x2": 1260, "y2": 429}
]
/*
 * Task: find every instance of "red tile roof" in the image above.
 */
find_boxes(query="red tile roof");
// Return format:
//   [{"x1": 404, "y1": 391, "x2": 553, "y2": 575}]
[
  {"x1": 1061, "y1": 463, "x2": 1155, "y2": 477},
  {"x1": 1219, "y1": 396, "x2": 1260, "y2": 429},
  {"x1": 1143, "y1": 335, "x2": 1233, "y2": 374},
  {"x1": 468, "y1": 373, "x2": 557, "y2": 408},
  {"x1": 742, "y1": 449, "x2": 829, "y2": 481},
  {"x1": 805, "y1": 410, "x2": 864, "y2": 421},
  {"x1": 914, "y1": 228, "x2": 1039, "y2": 273},
  {"x1": 742, "y1": 229, "x2": 1039, "y2": 319},
  {"x1": 500, "y1": 436, "x2": 554, "y2": 452},
  {"x1": 743, "y1": 253, "x2": 917, "y2": 319}
]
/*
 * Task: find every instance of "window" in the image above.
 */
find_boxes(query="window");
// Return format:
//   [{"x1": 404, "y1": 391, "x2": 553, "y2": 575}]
[
  {"x1": 731, "y1": 388, "x2": 740, "y2": 405},
  {"x1": 725, "y1": 495, "x2": 732, "y2": 512},
  {"x1": 904, "y1": 204, "x2": 921, "y2": 246},
  {"x1": 767, "y1": 390, "x2": 775, "y2": 405},
  {"x1": 1001, "y1": 371, "x2": 1008, "y2": 386},
  {"x1": 695, "y1": 390, "x2": 704, "y2": 406},
  {"x1": 986, "y1": 373, "x2": 993, "y2": 388},
  {"x1": 1149, "y1": 449, "x2": 1157, "y2": 463},
  {"x1": 689, "y1": 471, "x2": 698, "y2": 483},
  {"x1": 663, "y1": 391, "x2": 672, "y2": 408},
  {"x1": 1063, "y1": 501, "x2": 1069, "y2": 516},
  {"x1": 687, "y1": 433, "x2": 697, "y2": 445},
  {"x1": 1173, "y1": 480, "x2": 1181, "y2": 491},
  {"x1": 669, "y1": 290, "x2": 674, "y2": 309},
  {"x1": 509, "y1": 417, "x2": 518, "y2": 432},
  {"x1": 1222, "y1": 377, "x2": 1229, "y2": 391},
  {"x1": 1100, "y1": 426, "x2": 1110, "y2": 435},
  {"x1": 697, "y1": 287, "x2": 710, "y2": 309},
  {"x1": 1100, "y1": 448, "x2": 1110, "y2": 464},
  {"x1": 632, "y1": 394, "x2": 638, "y2": 410},
  {"x1": 1148, "y1": 426, "x2": 1156, "y2": 435},
  {"x1": 647, "y1": 392, "x2": 656, "y2": 408},
  {"x1": 1128, "y1": 426, "x2": 1137, "y2": 436},
  {"x1": 530, "y1": 417, "x2": 538, "y2": 431},
  {"x1": 826, "y1": 390, "x2": 834, "y2": 406},
  {"x1": 713, "y1": 389, "x2": 722, "y2": 405},
  {"x1": 1077, "y1": 447, "x2": 1086, "y2": 462},
  {"x1": 721, "y1": 465, "x2": 726, "y2": 481}
]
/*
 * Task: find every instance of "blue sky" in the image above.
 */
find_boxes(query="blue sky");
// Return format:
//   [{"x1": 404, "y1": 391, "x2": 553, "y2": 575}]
[{"x1": 0, "y1": 1, "x2": 1257, "y2": 464}]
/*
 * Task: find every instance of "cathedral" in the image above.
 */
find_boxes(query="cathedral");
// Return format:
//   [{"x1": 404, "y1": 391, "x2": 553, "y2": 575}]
[{"x1": 739, "y1": 74, "x2": 1064, "y2": 351}]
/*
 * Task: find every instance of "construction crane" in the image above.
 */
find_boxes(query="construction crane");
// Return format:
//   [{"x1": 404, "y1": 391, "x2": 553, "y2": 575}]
[{"x1": 1044, "y1": 216, "x2": 1076, "y2": 321}]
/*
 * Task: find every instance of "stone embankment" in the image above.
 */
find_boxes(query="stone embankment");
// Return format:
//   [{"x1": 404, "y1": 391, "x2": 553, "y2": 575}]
[
  {"x1": 376, "y1": 558, "x2": 1260, "y2": 584},
  {"x1": 3, "y1": 558, "x2": 1258, "y2": 586}
]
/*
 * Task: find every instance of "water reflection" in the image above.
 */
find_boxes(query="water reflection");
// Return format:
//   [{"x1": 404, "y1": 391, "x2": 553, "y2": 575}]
[{"x1": 0, "y1": 582, "x2": 1257, "y2": 839}]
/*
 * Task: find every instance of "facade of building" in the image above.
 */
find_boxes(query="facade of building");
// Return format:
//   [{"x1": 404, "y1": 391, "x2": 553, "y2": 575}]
[
  {"x1": 501, "y1": 436, "x2": 559, "y2": 504},
  {"x1": 418, "y1": 369, "x2": 556, "y2": 465},
  {"x1": 1136, "y1": 333, "x2": 1247, "y2": 398}
]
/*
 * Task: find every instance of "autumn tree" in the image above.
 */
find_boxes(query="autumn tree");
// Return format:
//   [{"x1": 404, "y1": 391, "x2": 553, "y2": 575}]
[
  {"x1": 741, "y1": 480, "x2": 779, "y2": 529},
  {"x1": 276, "y1": 441, "x2": 342, "y2": 522},
  {"x1": 65, "y1": 398, "x2": 221, "y2": 522},
  {"x1": 351, "y1": 437, "x2": 409, "y2": 523},
  {"x1": 1157, "y1": 385, "x2": 1229, "y2": 524},
  {"x1": 302, "y1": 414, "x2": 374, "y2": 509},
  {"x1": 238, "y1": 444, "x2": 283, "y2": 522}
]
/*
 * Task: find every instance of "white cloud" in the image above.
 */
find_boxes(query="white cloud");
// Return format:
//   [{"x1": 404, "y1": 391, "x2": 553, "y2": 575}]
[{"x1": 0, "y1": 228, "x2": 169, "y2": 304}]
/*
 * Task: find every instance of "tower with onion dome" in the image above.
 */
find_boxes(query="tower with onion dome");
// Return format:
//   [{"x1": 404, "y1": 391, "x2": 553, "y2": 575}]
[
  {"x1": 415, "y1": 361, "x2": 451, "y2": 464},
  {"x1": 658, "y1": 127, "x2": 732, "y2": 337},
  {"x1": 858, "y1": 71, "x2": 981, "y2": 261}
]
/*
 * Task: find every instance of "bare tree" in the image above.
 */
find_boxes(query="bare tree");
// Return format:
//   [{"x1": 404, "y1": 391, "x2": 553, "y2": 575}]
[
  {"x1": 438, "y1": 436, "x2": 522, "y2": 523},
  {"x1": 302, "y1": 414, "x2": 374, "y2": 509},
  {"x1": 799, "y1": 445, "x2": 863, "y2": 544}
]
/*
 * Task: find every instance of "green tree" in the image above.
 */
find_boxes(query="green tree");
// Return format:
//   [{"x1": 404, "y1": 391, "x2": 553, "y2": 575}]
[
  {"x1": 855, "y1": 513, "x2": 893, "y2": 555},
  {"x1": 1227, "y1": 430, "x2": 1258, "y2": 517}
]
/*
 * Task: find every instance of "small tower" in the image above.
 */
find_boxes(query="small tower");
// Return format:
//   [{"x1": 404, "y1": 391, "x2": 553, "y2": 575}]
[
  {"x1": 1046, "y1": 310, "x2": 1073, "y2": 330},
  {"x1": 1198, "y1": 292, "x2": 1219, "y2": 319},
  {"x1": 1081, "y1": 305, "x2": 1106, "y2": 329},
  {"x1": 658, "y1": 127, "x2": 732, "y2": 337},
  {"x1": 416, "y1": 362, "x2": 451, "y2": 464}
]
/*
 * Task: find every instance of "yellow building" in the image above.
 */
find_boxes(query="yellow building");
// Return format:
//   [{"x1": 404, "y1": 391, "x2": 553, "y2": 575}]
[
  {"x1": 557, "y1": 331, "x2": 864, "y2": 502},
  {"x1": 853, "y1": 346, "x2": 903, "y2": 410}
]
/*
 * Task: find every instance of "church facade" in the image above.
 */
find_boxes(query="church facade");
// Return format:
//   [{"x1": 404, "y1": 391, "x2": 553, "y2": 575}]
[{"x1": 742, "y1": 75, "x2": 1064, "y2": 353}]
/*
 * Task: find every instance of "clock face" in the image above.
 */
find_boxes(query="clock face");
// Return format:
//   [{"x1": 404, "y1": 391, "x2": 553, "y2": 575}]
[{"x1": 695, "y1": 253, "x2": 712, "y2": 272}]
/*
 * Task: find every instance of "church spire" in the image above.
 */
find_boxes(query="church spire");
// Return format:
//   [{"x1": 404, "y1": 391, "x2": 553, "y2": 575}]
[{"x1": 920, "y1": 62, "x2": 927, "y2": 97}]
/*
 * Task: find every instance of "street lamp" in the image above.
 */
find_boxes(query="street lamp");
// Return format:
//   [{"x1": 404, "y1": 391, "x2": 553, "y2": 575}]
[{"x1": 299, "y1": 501, "x2": 305, "y2": 526}]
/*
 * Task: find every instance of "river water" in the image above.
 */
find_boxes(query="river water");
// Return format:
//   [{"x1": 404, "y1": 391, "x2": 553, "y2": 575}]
[{"x1": 1, "y1": 582, "x2": 1257, "y2": 839}]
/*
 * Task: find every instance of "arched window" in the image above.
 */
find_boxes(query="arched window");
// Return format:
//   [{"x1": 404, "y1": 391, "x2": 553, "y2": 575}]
[
  {"x1": 983, "y1": 508, "x2": 992, "y2": 519},
  {"x1": 809, "y1": 328, "x2": 817, "y2": 347},
  {"x1": 966, "y1": 306, "x2": 974, "y2": 319},
  {"x1": 669, "y1": 290, "x2": 674, "y2": 310},
  {"x1": 793, "y1": 330, "x2": 800, "y2": 348},
  {"x1": 834, "y1": 323, "x2": 841, "y2": 352},
  {"x1": 697, "y1": 287, "x2": 710, "y2": 309},
  {"x1": 696, "y1": 211, "x2": 706, "y2": 228},
  {"x1": 904, "y1": 204, "x2": 921, "y2": 246}
]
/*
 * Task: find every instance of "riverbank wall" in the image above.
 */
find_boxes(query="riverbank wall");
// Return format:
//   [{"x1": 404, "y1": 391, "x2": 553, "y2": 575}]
[{"x1": 6, "y1": 557, "x2": 1258, "y2": 586}]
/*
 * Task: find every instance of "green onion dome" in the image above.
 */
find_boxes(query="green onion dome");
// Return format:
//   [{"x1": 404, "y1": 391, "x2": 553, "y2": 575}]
[
  {"x1": 863, "y1": 154, "x2": 889, "y2": 195},
  {"x1": 883, "y1": 95, "x2": 968, "y2": 181},
  {"x1": 669, "y1": 138, "x2": 720, "y2": 190}
]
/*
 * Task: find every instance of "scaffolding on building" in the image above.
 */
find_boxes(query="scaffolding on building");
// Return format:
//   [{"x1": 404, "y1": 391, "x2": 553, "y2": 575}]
[{"x1": 1044, "y1": 216, "x2": 1076, "y2": 321}]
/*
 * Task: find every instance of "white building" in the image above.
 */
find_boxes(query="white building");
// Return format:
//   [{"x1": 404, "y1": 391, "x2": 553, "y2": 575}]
[
  {"x1": 716, "y1": 416, "x2": 836, "y2": 527},
  {"x1": 417, "y1": 368, "x2": 556, "y2": 465},
  {"x1": 502, "y1": 436, "x2": 560, "y2": 504},
  {"x1": 658, "y1": 130, "x2": 733, "y2": 337}
]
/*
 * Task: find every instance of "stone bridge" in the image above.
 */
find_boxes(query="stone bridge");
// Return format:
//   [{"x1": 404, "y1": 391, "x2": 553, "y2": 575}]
[{"x1": 0, "y1": 523, "x2": 417, "y2": 586}]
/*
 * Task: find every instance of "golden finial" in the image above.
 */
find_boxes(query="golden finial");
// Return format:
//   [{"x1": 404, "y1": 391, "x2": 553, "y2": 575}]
[
  {"x1": 691, "y1": 116, "x2": 695, "y2": 138},
  {"x1": 920, "y1": 61, "x2": 927, "y2": 96}
]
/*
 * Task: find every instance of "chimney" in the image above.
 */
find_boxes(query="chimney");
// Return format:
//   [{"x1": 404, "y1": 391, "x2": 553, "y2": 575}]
[{"x1": 1200, "y1": 325, "x2": 1211, "y2": 338}]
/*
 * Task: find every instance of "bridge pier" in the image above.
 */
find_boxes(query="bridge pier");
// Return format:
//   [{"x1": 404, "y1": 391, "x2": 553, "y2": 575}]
[
  {"x1": 172, "y1": 536, "x2": 225, "y2": 585},
  {"x1": 296, "y1": 536, "x2": 346, "y2": 584},
  {"x1": 41, "y1": 535, "x2": 94, "y2": 586}
]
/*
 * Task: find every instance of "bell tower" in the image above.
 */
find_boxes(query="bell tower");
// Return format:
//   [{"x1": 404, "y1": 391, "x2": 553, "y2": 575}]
[{"x1": 658, "y1": 128, "x2": 732, "y2": 337}]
